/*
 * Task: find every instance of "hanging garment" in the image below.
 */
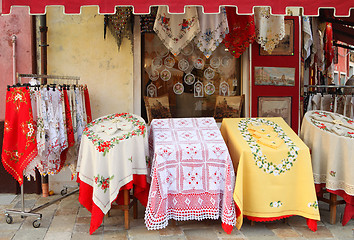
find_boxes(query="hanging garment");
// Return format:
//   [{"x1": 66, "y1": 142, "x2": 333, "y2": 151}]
[
  {"x1": 335, "y1": 95, "x2": 345, "y2": 115},
  {"x1": 59, "y1": 89, "x2": 75, "y2": 173},
  {"x1": 302, "y1": 16, "x2": 313, "y2": 60},
  {"x1": 83, "y1": 85, "x2": 92, "y2": 123},
  {"x1": 140, "y1": 7, "x2": 158, "y2": 34},
  {"x1": 104, "y1": 7, "x2": 134, "y2": 51},
  {"x1": 193, "y1": 7, "x2": 228, "y2": 58},
  {"x1": 320, "y1": 94, "x2": 332, "y2": 111},
  {"x1": 254, "y1": 7, "x2": 285, "y2": 54},
  {"x1": 311, "y1": 93, "x2": 322, "y2": 110},
  {"x1": 153, "y1": 6, "x2": 200, "y2": 56},
  {"x1": 307, "y1": 94, "x2": 313, "y2": 112},
  {"x1": 2, "y1": 87, "x2": 38, "y2": 185},
  {"x1": 344, "y1": 95, "x2": 352, "y2": 117},
  {"x1": 23, "y1": 88, "x2": 43, "y2": 180},
  {"x1": 324, "y1": 22, "x2": 334, "y2": 69},
  {"x1": 223, "y1": 7, "x2": 255, "y2": 58}
]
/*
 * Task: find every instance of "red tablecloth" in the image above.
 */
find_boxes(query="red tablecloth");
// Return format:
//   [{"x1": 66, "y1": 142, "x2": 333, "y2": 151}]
[{"x1": 78, "y1": 174, "x2": 149, "y2": 234}]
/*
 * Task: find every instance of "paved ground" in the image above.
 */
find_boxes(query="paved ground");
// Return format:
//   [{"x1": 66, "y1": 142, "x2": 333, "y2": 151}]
[{"x1": 0, "y1": 192, "x2": 353, "y2": 240}]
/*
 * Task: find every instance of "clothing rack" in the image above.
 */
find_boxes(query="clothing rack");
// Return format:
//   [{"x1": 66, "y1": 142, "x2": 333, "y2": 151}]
[
  {"x1": 304, "y1": 85, "x2": 354, "y2": 96},
  {"x1": 4, "y1": 73, "x2": 81, "y2": 228}
]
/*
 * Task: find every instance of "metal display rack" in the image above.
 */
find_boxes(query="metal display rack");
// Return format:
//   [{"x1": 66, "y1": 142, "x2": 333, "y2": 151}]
[{"x1": 4, "y1": 73, "x2": 81, "y2": 228}]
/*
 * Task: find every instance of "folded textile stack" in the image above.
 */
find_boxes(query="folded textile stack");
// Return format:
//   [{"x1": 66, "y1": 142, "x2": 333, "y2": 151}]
[{"x1": 248, "y1": 124, "x2": 283, "y2": 149}]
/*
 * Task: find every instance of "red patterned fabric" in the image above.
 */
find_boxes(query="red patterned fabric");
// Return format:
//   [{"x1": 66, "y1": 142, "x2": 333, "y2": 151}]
[
  {"x1": 223, "y1": 7, "x2": 255, "y2": 58},
  {"x1": 245, "y1": 215, "x2": 317, "y2": 232},
  {"x1": 83, "y1": 86, "x2": 92, "y2": 123},
  {"x1": 78, "y1": 174, "x2": 149, "y2": 234},
  {"x1": 315, "y1": 183, "x2": 353, "y2": 226},
  {"x1": 59, "y1": 90, "x2": 75, "y2": 171},
  {"x1": 1, "y1": 87, "x2": 38, "y2": 185},
  {"x1": 325, "y1": 22, "x2": 334, "y2": 68}
]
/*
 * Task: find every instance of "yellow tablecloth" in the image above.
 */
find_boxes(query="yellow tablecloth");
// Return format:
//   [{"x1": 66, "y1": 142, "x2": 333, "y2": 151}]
[{"x1": 220, "y1": 117, "x2": 320, "y2": 230}]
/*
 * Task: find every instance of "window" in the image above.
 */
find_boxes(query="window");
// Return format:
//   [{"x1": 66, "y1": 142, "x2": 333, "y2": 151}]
[
  {"x1": 340, "y1": 73, "x2": 346, "y2": 85},
  {"x1": 334, "y1": 72, "x2": 339, "y2": 85},
  {"x1": 141, "y1": 33, "x2": 241, "y2": 119}
]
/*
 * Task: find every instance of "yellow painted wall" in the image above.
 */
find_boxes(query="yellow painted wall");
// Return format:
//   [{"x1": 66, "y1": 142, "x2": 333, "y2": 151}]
[{"x1": 46, "y1": 6, "x2": 134, "y2": 119}]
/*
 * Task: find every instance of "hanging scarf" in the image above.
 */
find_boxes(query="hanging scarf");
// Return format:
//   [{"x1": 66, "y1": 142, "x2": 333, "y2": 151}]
[
  {"x1": 83, "y1": 85, "x2": 92, "y2": 123},
  {"x1": 254, "y1": 7, "x2": 285, "y2": 54},
  {"x1": 153, "y1": 6, "x2": 200, "y2": 56},
  {"x1": 223, "y1": 7, "x2": 255, "y2": 58},
  {"x1": 59, "y1": 89, "x2": 75, "y2": 172},
  {"x1": 140, "y1": 7, "x2": 158, "y2": 34},
  {"x1": 194, "y1": 7, "x2": 229, "y2": 58},
  {"x1": 303, "y1": 16, "x2": 313, "y2": 60},
  {"x1": 325, "y1": 22, "x2": 334, "y2": 69},
  {"x1": 2, "y1": 87, "x2": 38, "y2": 185},
  {"x1": 104, "y1": 7, "x2": 134, "y2": 51}
]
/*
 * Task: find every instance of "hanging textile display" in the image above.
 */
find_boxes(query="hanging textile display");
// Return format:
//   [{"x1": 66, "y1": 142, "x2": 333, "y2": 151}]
[
  {"x1": 325, "y1": 22, "x2": 334, "y2": 69},
  {"x1": 302, "y1": 16, "x2": 313, "y2": 60},
  {"x1": 140, "y1": 7, "x2": 158, "y2": 34},
  {"x1": 254, "y1": 7, "x2": 285, "y2": 54},
  {"x1": 104, "y1": 7, "x2": 134, "y2": 51},
  {"x1": 2, "y1": 87, "x2": 38, "y2": 185},
  {"x1": 153, "y1": 6, "x2": 200, "y2": 56},
  {"x1": 193, "y1": 7, "x2": 229, "y2": 58},
  {"x1": 223, "y1": 7, "x2": 255, "y2": 58}
]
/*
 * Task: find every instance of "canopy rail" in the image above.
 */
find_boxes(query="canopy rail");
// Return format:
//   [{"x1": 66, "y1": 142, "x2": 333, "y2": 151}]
[{"x1": 1, "y1": 1, "x2": 353, "y2": 16}]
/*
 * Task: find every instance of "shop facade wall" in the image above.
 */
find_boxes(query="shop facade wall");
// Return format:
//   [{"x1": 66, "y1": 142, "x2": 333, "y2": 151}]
[
  {"x1": 0, "y1": 7, "x2": 33, "y2": 121},
  {"x1": 46, "y1": 6, "x2": 134, "y2": 192}
]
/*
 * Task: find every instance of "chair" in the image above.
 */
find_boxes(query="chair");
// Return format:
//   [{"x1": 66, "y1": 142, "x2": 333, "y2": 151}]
[
  {"x1": 144, "y1": 94, "x2": 172, "y2": 125},
  {"x1": 214, "y1": 94, "x2": 244, "y2": 122}
]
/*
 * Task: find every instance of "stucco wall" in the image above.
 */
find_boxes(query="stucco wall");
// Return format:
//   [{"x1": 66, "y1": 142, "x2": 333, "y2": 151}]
[
  {"x1": 46, "y1": 6, "x2": 134, "y2": 192},
  {"x1": 0, "y1": 7, "x2": 33, "y2": 121},
  {"x1": 46, "y1": 6, "x2": 134, "y2": 120}
]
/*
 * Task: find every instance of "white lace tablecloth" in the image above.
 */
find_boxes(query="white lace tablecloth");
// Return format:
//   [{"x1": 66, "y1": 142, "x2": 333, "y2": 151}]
[
  {"x1": 77, "y1": 113, "x2": 149, "y2": 215},
  {"x1": 145, "y1": 118, "x2": 236, "y2": 232},
  {"x1": 300, "y1": 110, "x2": 354, "y2": 196}
]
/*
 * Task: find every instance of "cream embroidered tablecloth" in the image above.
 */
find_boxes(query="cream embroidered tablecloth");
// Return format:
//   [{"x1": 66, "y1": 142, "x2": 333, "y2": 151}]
[
  {"x1": 300, "y1": 110, "x2": 354, "y2": 225},
  {"x1": 145, "y1": 118, "x2": 236, "y2": 233},
  {"x1": 220, "y1": 117, "x2": 320, "y2": 231},
  {"x1": 77, "y1": 113, "x2": 149, "y2": 233}
]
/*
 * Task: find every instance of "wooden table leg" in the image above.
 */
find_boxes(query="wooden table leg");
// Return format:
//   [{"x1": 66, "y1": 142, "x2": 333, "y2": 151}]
[
  {"x1": 330, "y1": 193, "x2": 337, "y2": 224},
  {"x1": 124, "y1": 189, "x2": 130, "y2": 229}
]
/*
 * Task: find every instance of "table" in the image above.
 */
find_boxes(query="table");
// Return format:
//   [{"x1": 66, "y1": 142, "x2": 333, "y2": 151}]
[
  {"x1": 77, "y1": 113, "x2": 150, "y2": 234},
  {"x1": 300, "y1": 110, "x2": 354, "y2": 225},
  {"x1": 145, "y1": 118, "x2": 236, "y2": 233},
  {"x1": 220, "y1": 117, "x2": 320, "y2": 231}
]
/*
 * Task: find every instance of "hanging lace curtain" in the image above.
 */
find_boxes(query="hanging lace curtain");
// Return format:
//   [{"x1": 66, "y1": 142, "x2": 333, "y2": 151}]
[{"x1": 104, "y1": 7, "x2": 134, "y2": 51}]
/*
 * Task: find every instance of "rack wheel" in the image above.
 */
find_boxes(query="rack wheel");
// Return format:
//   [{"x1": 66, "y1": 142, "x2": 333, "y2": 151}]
[
  {"x1": 32, "y1": 220, "x2": 41, "y2": 228},
  {"x1": 5, "y1": 215, "x2": 13, "y2": 224},
  {"x1": 61, "y1": 188, "x2": 67, "y2": 196}
]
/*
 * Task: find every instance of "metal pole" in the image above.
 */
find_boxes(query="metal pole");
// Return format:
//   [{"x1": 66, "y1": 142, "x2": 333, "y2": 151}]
[{"x1": 12, "y1": 35, "x2": 17, "y2": 84}]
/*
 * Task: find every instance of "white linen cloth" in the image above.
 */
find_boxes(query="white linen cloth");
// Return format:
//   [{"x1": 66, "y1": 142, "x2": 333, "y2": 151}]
[
  {"x1": 145, "y1": 118, "x2": 236, "y2": 230},
  {"x1": 194, "y1": 7, "x2": 228, "y2": 58},
  {"x1": 254, "y1": 7, "x2": 285, "y2": 54},
  {"x1": 300, "y1": 110, "x2": 354, "y2": 196},
  {"x1": 302, "y1": 16, "x2": 313, "y2": 60},
  {"x1": 77, "y1": 113, "x2": 149, "y2": 215},
  {"x1": 154, "y1": 6, "x2": 200, "y2": 56}
]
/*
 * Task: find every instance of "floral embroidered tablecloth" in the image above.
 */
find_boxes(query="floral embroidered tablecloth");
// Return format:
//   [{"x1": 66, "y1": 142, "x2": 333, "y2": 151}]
[
  {"x1": 220, "y1": 117, "x2": 320, "y2": 231},
  {"x1": 145, "y1": 118, "x2": 236, "y2": 233},
  {"x1": 300, "y1": 110, "x2": 354, "y2": 225},
  {"x1": 77, "y1": 113, "x2": 149, "y2": 234}
]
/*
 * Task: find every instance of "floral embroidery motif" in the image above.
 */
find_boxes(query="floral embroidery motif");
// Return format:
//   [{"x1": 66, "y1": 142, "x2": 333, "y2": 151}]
[
  {"x1": 308, "y1": 201, "x2": 318, "y2": 210},
  {"x1": 94, "y1": 174, "x2": 114, "y2": 193},
  {"x1": 3, "y1": 150, "x2": 23, "y2": 164},
  {"x1": 84, "y1": 113, "x2": 146, "y2": 156},
  {"x1": 4, "y1": 121, "x2": 12, "y2": 133},
  {"x1": 7, "y1": 88, "x2": 27, "y2": 111},
  {"x1": 20, "y1": 120, "x2": 36, "y2": 149},
  {"x1": 238, "y1": 118, "x2": 299, "y2": 176},
  {"x1": 329, "y1": 171, "x2": 336, "y2": 177},
  {"x1": 311, "y1": 111, "x2": 354, "y2": 138},
  {"x1": 270, "y1": 201, "x2": 283, "y2": 208}
]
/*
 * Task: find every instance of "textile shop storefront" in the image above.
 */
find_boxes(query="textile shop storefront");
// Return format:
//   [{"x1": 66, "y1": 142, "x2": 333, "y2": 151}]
[{"x1": 1, "y1": 0, "x2": 353, "y2": 234}]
